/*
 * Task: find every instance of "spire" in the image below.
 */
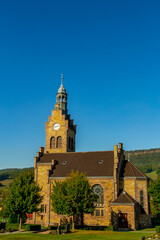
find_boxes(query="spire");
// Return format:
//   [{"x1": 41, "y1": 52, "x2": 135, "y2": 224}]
[
  {"x1": 58, "y1": 74, "x2": 66, "y2": 94},
  {"x1": 61, "y1": 74, "x2": 63, "y2": 85},
  {"x1": 56, "y1": 74, "x2": 68, "y2": 113}
]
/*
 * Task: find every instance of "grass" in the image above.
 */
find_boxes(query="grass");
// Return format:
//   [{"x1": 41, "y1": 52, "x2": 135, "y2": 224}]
[
  {"x1": 146, "y1": 170, "x2": 157, "y2": 180},
  {"x1": 0, "y1": 230, "x2": 154, "y2": 240}
]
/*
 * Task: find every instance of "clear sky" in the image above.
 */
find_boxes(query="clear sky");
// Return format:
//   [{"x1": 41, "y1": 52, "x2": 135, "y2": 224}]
[{"x1": 0, "y1": 0, "x2": 160, "y2": 169}]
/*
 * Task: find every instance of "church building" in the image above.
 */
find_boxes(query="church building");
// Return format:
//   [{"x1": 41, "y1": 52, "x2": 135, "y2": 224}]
[{"x1": 31, "y1": 76, "x2": 151, "y2": 230}]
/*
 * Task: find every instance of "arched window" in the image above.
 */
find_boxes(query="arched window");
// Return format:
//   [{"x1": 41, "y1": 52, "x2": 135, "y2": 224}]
[
  {"x1": 140, "y1": 190, "x2": 145, "y2": 213},
  {"x1": 92, "y1": 184, "x2": 104, "y2": 217},
  {"x1": 50, "y1": 137, "x2": 55, "y2": 149},
  {"x1": 59, "y1": 96, "x2": 61, "y2": 102},
  {"x1": 57, "y1": 136, "x2": 62, "y2": 148},
  {"x1": 140, "y1": 190, "x2": 144, "y2": 208},
  {"x1": 68, "y1": 136, "x2": 71, "y2": 149}
]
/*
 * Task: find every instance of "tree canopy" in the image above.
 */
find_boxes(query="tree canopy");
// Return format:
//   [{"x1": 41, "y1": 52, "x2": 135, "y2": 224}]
[
  {"x1": 148, "y1": 177, "x2": 160, "y2": 216},
  {"x1": 51, "y1": 171, "x2": 97, "y2": 229},
  {"x1": 5, "y1": 171, "x2": 43, "y2": 229}
]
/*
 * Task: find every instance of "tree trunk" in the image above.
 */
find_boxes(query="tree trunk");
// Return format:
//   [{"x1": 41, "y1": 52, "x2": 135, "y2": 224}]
[
  {"x1": 80, "y1": 212, "x2": 84, "y2": 225},
  {"x1": 72, "y1": 215, "x2": 74, "y2": 231},
  {"x1": 19, "y1": 216, "x2": 22, "y2": 230}
]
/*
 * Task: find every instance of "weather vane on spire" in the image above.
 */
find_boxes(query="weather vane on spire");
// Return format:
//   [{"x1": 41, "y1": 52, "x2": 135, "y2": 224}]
[{"x1": 61, "y1": 74, "x2": 63, "y2": 85}]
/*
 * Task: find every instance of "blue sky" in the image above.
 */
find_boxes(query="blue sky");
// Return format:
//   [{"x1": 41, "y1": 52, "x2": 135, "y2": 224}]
[{"x1": 0, "y1": 0, "x2": 160, "y2": 169}]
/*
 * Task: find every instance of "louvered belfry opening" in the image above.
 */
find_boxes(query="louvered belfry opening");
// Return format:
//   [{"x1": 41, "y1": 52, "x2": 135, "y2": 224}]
[{"x1": 50, "y1": 137, "x2": 55, "y2": 149}]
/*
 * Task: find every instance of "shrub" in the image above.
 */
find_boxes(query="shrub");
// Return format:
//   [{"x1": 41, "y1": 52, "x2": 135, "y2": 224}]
[
  {"x1": 6, "y1": 223, "x2": 19, "y2": 231},
  {"x1": 25, "y1": 224, "x2": 41, "y2": 231},
  {"x1": 152, "y1": 218, "x2": 160, "y2": 227},
  {"x1": 155, "y1": 226, "x2": 160, "y2": 233},
  {"x1": 48, "y1": 226, "x2": 58, "y2": 230},
  {"x1": 107, "y1": 225, "x2": 114, "y2": 231},
  {"x1": 75, "y1": 225, "x2": 112, "y2": 231},
  {"x1": 0, "y1": 222, "x2": 6, "y2": 230}
]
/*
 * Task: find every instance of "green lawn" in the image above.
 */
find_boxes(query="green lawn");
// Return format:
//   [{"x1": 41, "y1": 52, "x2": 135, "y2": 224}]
[{"x1": 0, "y1": 230, "x2": 154, "y2": 240}]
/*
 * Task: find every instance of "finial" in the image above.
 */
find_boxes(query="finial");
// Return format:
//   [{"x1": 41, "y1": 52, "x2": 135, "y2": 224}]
[{"x1": 61, "y1": 74, "x2": 63, "y2": 85}]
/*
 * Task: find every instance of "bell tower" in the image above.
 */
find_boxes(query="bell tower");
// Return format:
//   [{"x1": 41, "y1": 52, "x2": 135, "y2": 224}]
[{"x1": 45, "y1": 75, "x2": 76, "y2": 153}]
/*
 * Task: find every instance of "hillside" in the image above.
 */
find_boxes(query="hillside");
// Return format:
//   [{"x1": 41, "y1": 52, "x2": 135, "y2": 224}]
[
  {"x1": 126, "y1": 148, "x2": 160, "y2": 173},
  {"x1": 0, "y1": 168, "x2": 33, "y2": 190}
]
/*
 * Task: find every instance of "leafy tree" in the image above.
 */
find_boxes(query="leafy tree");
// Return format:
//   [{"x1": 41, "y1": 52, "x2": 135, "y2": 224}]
[
  {"x1": 4, "y1": 171, "x2": 43, "y2": 229},
  {"x1": 0, "y1": 189, "x2": 8, "y2": 219},
  {"x1": 51, "y1": 171, "x2": 97, "y2": 230},
  {"x1": 156, "y1": 168, "x2": 160, "y2": 176},
  {"x1": 148, "y1": 177, "x2": 160, "y2": 215}
]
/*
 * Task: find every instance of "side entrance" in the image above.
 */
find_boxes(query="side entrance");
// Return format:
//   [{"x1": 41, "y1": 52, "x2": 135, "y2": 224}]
[{"x1": 118, "y1": 213, "x2": 128, "y2": 228}]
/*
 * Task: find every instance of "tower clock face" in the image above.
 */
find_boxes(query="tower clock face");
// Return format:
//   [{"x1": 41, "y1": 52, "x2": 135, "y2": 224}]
[{"x1": 53, "y1": 123, "x2": 60, "y2": 130}]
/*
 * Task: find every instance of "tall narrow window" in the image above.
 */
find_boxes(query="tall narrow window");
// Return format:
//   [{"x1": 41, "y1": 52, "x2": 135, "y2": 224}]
[
  {"x1": 41, "y1": 204, "x2": 46, "y2": 213},
  {"x1": 92, "y1": 184, "x2": 104, "y2": 217},
  {"x1": 68, "y1": 136, "x2": 71, "y2": 149},
  {"x1": 71, "y1": 138, "x2": 73, "y2": 150},
  {"x1": 140, "y1": 190, "x2": 144, "y2": 208},
  {"x1": 95, "y1": 210, "x2": 100, "y2": 216},
  {"x1": 57, "y1": 136, "x2": 62, "y2": 148},
  {"x1": 50, "y1": 137, "x2": 55, "y2": 149}
]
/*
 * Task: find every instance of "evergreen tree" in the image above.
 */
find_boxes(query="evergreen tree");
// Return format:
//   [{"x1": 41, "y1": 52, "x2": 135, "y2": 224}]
[
  {"x1": 51, "y1": 171, "x2": 97, "y2": 230},
  {"x1": 5, "y1": 171, "x2": 43, "y2": 229}
]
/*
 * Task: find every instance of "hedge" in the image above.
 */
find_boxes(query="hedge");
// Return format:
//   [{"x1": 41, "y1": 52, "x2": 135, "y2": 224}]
[
  {"x1": 75, "y1": 225, "x2": 113, "y2": 231},
  {"x1": 25, "y1": 224, "x2": 41, "y2": 231},
  {"x1": 155, "y1": 226, "x2": 160, "y2": 233}
]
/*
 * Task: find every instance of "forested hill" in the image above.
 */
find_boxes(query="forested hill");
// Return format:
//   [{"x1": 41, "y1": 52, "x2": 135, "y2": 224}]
[
  {"x1": 126, "y1": 148, "x2": 160, "y2": 173},
  {"x1": 0, "y1": 168, "x2": 33, "y2": 182}
]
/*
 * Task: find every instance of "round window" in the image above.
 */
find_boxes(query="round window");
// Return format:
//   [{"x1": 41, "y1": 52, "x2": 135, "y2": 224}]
[{"x1": 92, "y1": 184, "x2": 103, "y2": 196}]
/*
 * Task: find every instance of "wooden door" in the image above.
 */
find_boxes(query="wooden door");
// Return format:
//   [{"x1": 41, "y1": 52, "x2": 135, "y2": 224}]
[{"x1": 118, "y1": 213, "x2": 128, "y2": 228}]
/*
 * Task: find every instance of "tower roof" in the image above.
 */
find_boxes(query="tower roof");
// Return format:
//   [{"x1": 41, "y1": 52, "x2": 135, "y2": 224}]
[{"x1": 58, "y1": 74, "x2": 66, "y2": 94}]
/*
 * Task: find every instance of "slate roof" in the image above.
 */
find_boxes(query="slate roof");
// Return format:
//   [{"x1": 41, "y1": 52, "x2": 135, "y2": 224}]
[
  {"x1": 38, "y1": 151, "x2": 114, "y2": 177},
  {"x1": 111, "y1": 191, "x2": 137, "y2": 205},
  {"x1": 120, "y1": 160, "x2": 146, "y2": 178}
]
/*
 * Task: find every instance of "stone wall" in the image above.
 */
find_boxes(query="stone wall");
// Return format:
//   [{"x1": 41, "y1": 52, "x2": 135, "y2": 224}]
[
  {"x1": 45, "y1": 104, "x2": 75, "y2": 153},
  {"x1": 45, "y1": 105, "x2": 69, "y2": 153},
  {"x1": 48, "y1": 177, "x2": 114, "y2": 226},
  {"x1": 34, "y1": 164, "x2": 51, "y2": 226},
  {"x1": 111, "y1": 204, "x2": 136, "y2": 230}
]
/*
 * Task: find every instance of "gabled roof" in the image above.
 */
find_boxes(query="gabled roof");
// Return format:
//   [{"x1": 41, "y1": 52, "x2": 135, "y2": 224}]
[
  {"x1": 37, "y1": 151, "x2": 114, "y2": 177},
  {"x1": 37, "y1": 151, "x2": 147, "y2": 178},
  {"x1": 120, "y1": 160, "x2": 147, "y2": 178},
  {"x1": 111, "y1": 191, "x2": 137, "y2": 205}
]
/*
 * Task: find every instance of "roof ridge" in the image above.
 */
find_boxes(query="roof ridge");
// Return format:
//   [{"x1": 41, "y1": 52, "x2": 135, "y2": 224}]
[
  {"x1": 124, "y1": 191, "x2": 137, "y2": 203},
  {"x1": 123, "y1": 192, "x2": 132, "y2": 203},
  {"x1": 44, "y1": 150, "x2": 114, "y2": 155}
]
